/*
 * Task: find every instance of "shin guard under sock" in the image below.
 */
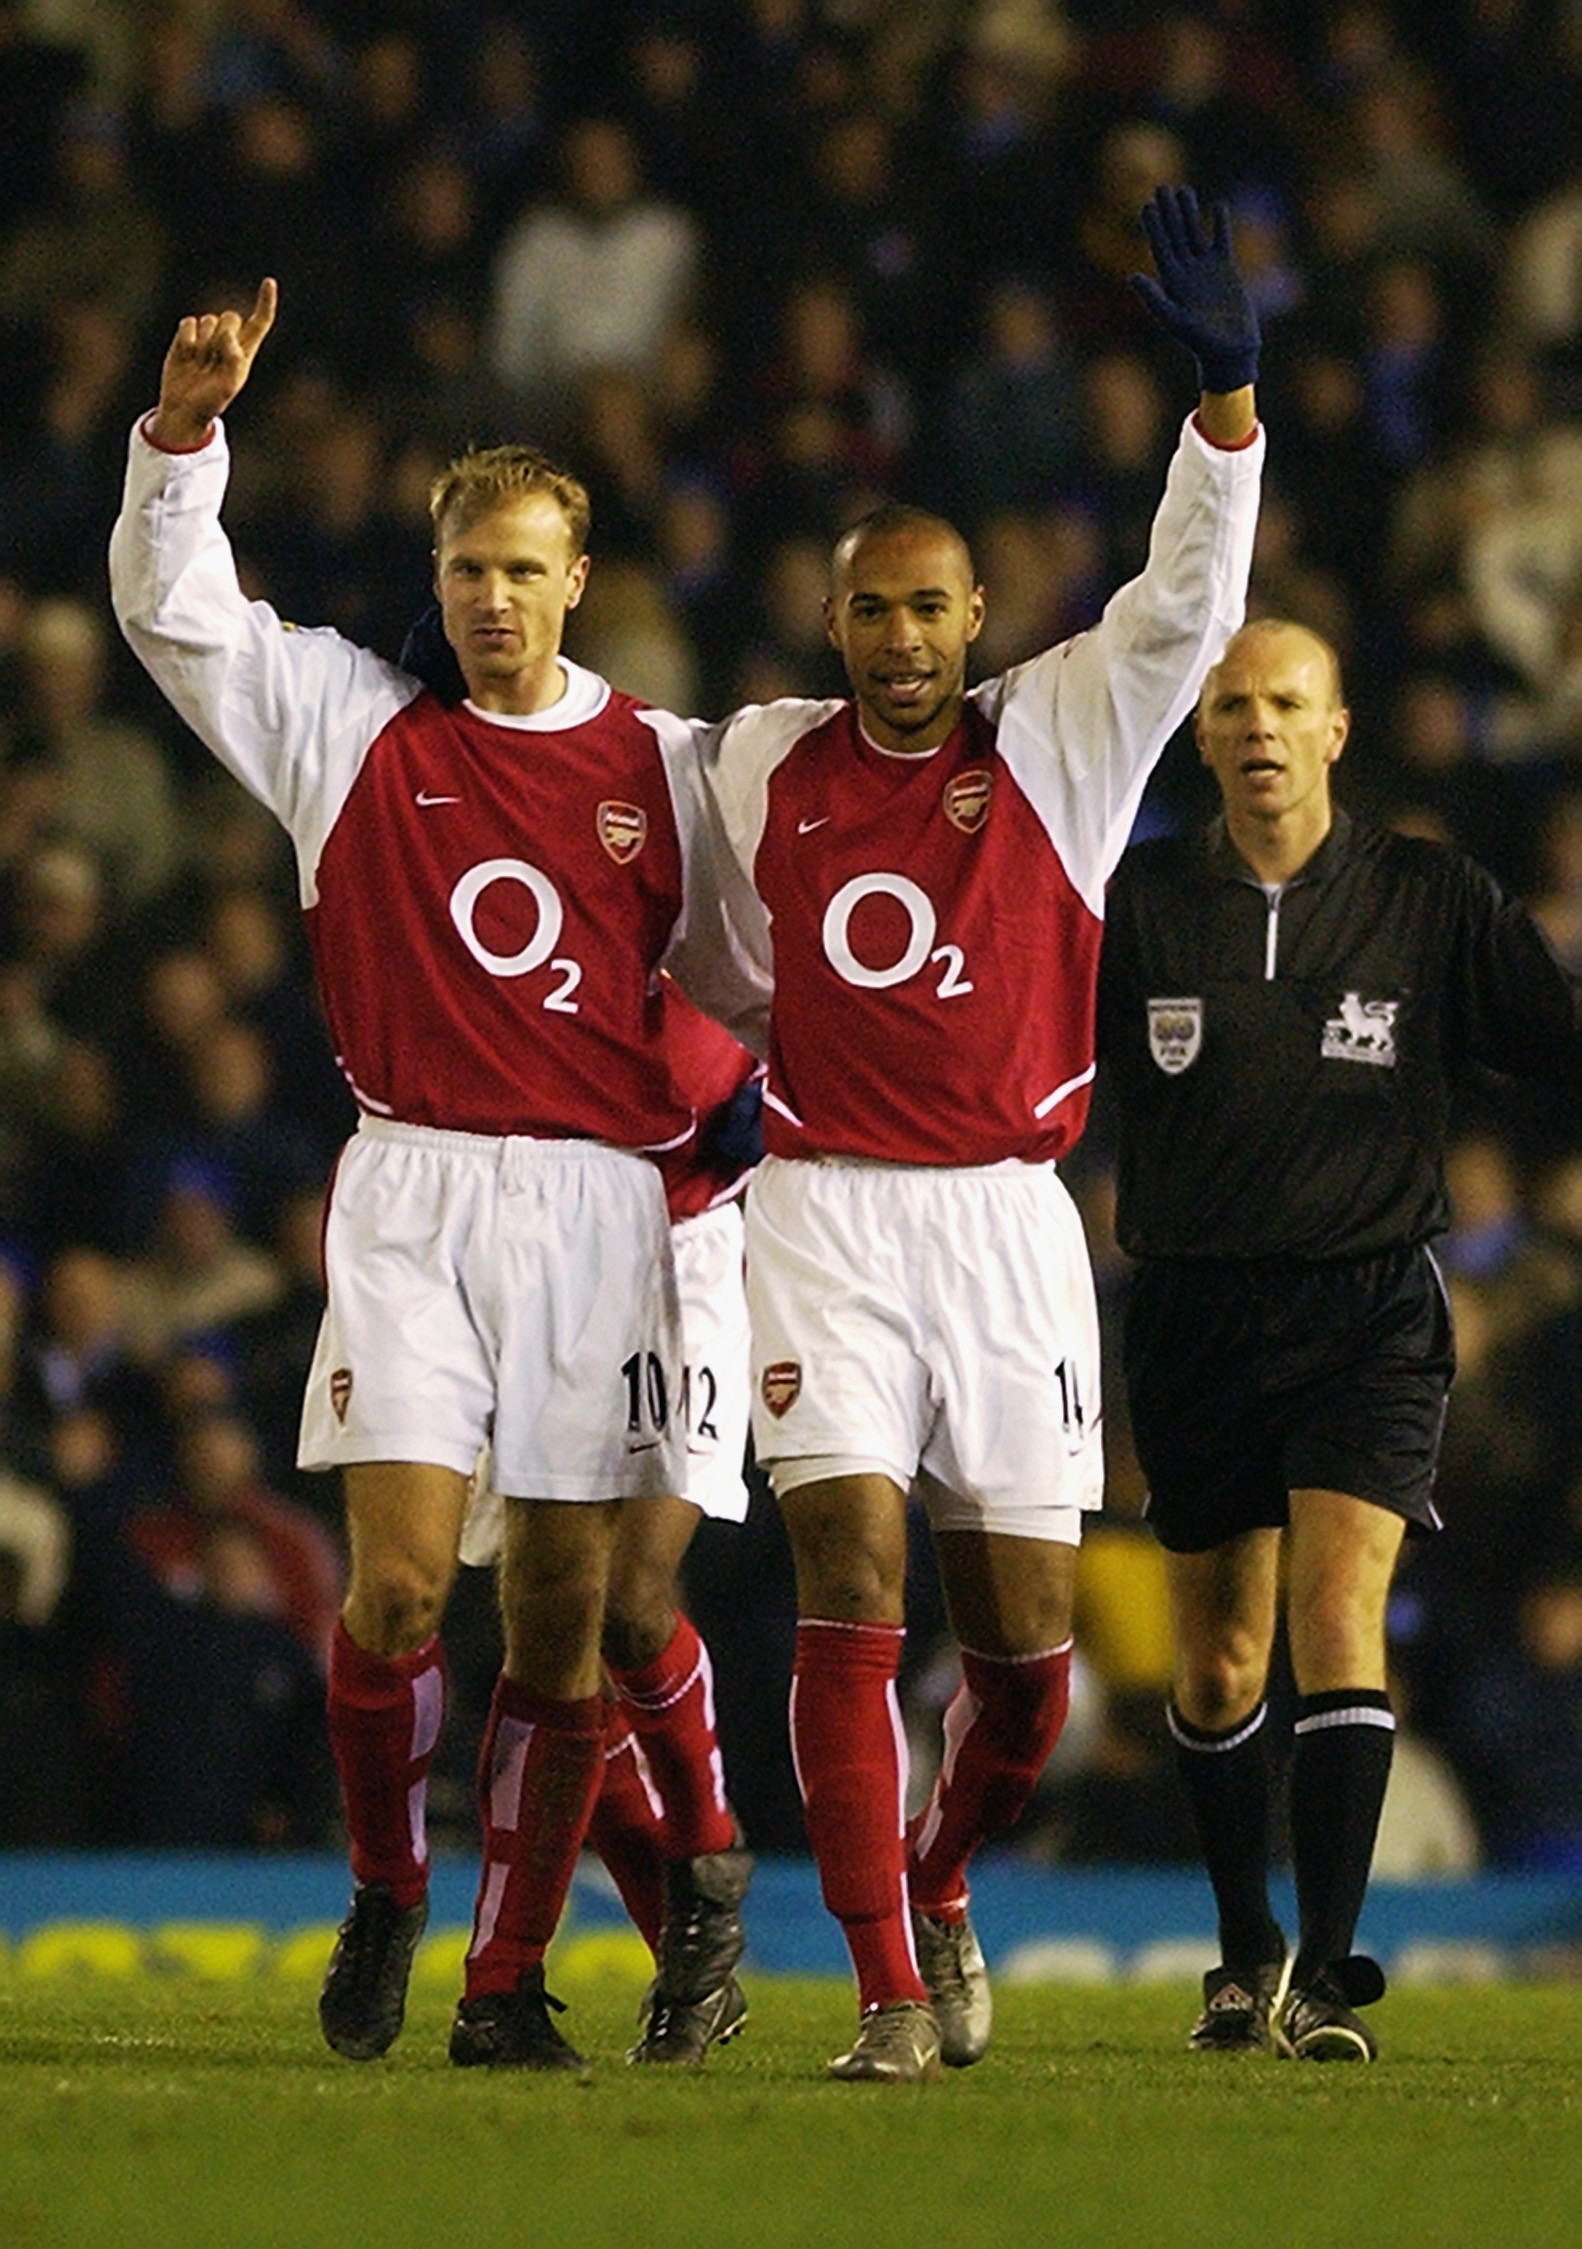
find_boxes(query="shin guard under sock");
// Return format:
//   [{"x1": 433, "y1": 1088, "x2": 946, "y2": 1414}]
[
  {"x1": 585, "y1": 1701, "x2": 667, "y2": 1956},
  {"x1": 910, "y1": 1640, "x2": 1073, "y2": 1918},
  {"x1": 465, "y1": 1676, "x2": 604, "y2": 1999},
  {"x1": 790, "y1": 1619, "x2": 927, "y2": 2012},
  {"x1": 609, "y1": 1611, "x2": 736, "y2": 1860},
  {"x1": 326, "y1": 1620, "x2": 445, "y2": 1909},
  {"x1": 1168, "y1": 1699, "x2": 1286, "y2": 1969},
  {"x1": 1289, "y1": 1688, "x2": 1395, "y2": 1980}
]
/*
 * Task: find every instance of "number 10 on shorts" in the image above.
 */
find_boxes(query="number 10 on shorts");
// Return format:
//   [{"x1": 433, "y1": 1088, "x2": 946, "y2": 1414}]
[{"x1": 622, "y1": 1350, "x2": 671, "y2": 1437}]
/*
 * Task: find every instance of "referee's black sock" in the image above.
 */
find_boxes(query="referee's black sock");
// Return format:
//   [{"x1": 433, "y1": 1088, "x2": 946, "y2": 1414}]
[
  {"x1": 1288, "y1": 1687, "x2": 1395, "y2": 1983},
  {"x1": 1167, "y1": 1699, "x2": 1285, "y2": 1971}
]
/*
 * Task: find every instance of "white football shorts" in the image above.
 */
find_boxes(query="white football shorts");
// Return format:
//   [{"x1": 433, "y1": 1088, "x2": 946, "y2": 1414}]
[
  {"x1": 458, "y1": 1195, "x2": 751, "y2": 1564},
  {"x1": 745, "y1": 1152, "x2": 1103, "y2": 1542},
  {"x1": 671, "y1": 1197, "x2": 752, "y2": 1525},
  {"x1": 299, "y1": 1117, "x2": 684, "y2": 1502}
]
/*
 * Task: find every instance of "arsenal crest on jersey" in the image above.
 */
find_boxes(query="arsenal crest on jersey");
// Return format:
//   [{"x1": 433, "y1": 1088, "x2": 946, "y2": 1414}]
[
  {"x1": 597, "y1": 801, "x2": 648, "y2": 863},
  {"x1": 943, "y1": 768, "x2": 993, "y2": 833},
  {"x1": 1147, "y1": 995, "x2": 1203, "y2": 1074},
  {"x1": 760, "y1": 1360, "x2": 802, "y2": 1418}
]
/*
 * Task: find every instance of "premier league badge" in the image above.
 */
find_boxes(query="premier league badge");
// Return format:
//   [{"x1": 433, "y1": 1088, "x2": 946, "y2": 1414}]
[{"x1": 1147, "y1": 996, "x2": 1203, "y2": 1074}]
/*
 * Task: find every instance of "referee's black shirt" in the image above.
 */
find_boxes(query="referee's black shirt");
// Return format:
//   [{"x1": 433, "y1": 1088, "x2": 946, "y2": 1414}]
[{"x1": 1096, "y1": 811, "x2": 1582, "y2": 1262}]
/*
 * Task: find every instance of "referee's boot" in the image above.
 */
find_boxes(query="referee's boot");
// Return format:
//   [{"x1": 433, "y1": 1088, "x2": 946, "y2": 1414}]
[
  {"x1": 1187, "y1": 1952, "x2": 1292, "y2": 2053},
  {"x1": 1275, "y1": 1955, "x2": 1385, "y2": 2062},
  {"x1": 319, "y1": 1882, "x2": 429, "y2": 2060},
  {"x1": 627, "y1": 1842, "x2": 753, "y2": 2065}
]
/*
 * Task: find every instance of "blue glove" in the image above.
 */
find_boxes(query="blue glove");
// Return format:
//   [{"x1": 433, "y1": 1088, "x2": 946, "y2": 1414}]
[
  {"x1": 399, "y1": 601, "x2": 467, "y2": 703},
  {"x1": 1130, "y1": 184, "x2": 1260, "y2": 394},
  {"x1": 698, "y1": 1077, "x2": 764, "y2": 1177}
]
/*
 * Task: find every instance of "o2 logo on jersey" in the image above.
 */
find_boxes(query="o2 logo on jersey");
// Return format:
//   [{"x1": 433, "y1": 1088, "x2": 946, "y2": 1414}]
[
  {"x1": 449, "y1": 857, "x2": 582, "y2": 1011},
  {"x1": 821, "y1": 872, "x2": 973, "y2": 999}
]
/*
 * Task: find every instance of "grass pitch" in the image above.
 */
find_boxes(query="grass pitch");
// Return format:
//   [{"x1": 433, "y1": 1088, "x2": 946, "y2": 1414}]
[{"x1": 2, "y1": 1967, "x2": 1578, "y2": 2249}]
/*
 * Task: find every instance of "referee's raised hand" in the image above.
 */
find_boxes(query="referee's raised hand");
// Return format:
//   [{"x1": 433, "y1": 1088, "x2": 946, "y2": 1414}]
[{"x1": 148, "y1": 276, "x2": 278, "y2": 451}]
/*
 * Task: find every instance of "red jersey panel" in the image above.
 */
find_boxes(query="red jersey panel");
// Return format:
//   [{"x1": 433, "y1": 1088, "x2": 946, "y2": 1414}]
[
  {"x1": 753, "y1": 703, "x2": 1098, "y2": 1165},
  {"x1": 308, "y1": 688, "x2": 691, "y2": 1143}
]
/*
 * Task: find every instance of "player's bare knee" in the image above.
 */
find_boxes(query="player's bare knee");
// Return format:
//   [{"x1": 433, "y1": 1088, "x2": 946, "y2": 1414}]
[
  {"x1": 601, "y1": 1577, "x2": 676, "y2": 1670},
  {"x1": 344, "y1": 1557, "x2": 451, "y2": 1656},
  {"x1": 1175, "y1": 1635, "x2": 1266, "y2": 1729},
  {"x1": 795, "y1": 1550, "x2": 903, "y2": 1622},
  {"x1": 503, "y1": 1545, "x2": 608, "y2": 1652}
]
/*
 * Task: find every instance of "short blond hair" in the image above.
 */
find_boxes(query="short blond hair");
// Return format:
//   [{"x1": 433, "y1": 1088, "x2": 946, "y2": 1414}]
[{"x1": 429, "y1": 444, "x2": 592, "y2": 557}]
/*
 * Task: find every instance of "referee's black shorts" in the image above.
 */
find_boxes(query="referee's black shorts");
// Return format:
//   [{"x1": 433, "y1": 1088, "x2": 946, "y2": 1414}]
[{"x1": 1122, "y1": 1244, "x2": 1454, "y2": 1555}]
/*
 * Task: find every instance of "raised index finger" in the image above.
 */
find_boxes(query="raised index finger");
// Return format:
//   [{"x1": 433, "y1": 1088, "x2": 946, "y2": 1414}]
[{"x1": 239, "y1": 277, "x2": 279, "y2": 353}]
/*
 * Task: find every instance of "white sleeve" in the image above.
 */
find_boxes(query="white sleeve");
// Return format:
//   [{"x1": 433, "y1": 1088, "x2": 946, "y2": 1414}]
[
  {"x1": 981, "y1": 413, "x2": 1264, "y2": 914},
  {"x1": 643, "y1": 706, "x2": 776, "y2": 1059},
  {"x1": 108, "y1": 416, "x2": 421, "y2": 902}
]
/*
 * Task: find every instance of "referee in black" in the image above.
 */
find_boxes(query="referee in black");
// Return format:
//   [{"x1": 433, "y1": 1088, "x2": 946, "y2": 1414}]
[{"x1": 1096, "y1": 617, "x2": 1582, "y2": 2062}]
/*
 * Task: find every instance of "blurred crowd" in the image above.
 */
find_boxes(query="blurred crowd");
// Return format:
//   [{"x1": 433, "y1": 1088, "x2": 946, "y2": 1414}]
[{"x1": 2, "y1": 0, "x2": 1582, "y2": 1875}]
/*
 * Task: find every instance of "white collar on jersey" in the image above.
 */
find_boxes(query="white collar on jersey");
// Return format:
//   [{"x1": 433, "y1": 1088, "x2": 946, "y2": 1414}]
[
  {"x1": 857, "y1": 718, "x2": 946, "y2": 761},
  {"x1": 461, "y1": 657, "x2": 611, "y2": 731}
]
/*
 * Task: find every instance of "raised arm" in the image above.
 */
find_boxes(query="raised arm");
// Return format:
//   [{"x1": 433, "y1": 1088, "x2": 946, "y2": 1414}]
[
  {"x1": 1131, "y1": 186, "x2": 1258, "y2": 447},
  {"x1": 110, "y1": 265, "x2": 417, "y2": 851},
  {"x1": 146, "y1": 276, "x2": 279, "y2": 452}
]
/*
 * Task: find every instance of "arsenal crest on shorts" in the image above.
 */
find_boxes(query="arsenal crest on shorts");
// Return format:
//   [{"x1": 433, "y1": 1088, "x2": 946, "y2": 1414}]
[
  {"x1": 330, "y1": 1366, "x2": 353, "y2": 1422},
  {"x1": 943, "y1": 768, "x2": 993, "y2": 833},
  {"x1": 597, "y1": 801, "x2": 647, "y2": 862},
  {"x1": 1147, "y1": 995, "x2": 1203, "y2": 1074},
  {"x1": 760, "y1": 1360, "x2": 802, "y2": 1417}
]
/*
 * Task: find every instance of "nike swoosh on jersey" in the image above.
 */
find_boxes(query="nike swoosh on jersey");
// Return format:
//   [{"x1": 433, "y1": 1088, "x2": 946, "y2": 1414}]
[
  {"x1": 797, "y1": 814, "x2": 830, "y2": 833},
  {"x1": 415, "y1": 790, "x2": 461, "y2": 807}
]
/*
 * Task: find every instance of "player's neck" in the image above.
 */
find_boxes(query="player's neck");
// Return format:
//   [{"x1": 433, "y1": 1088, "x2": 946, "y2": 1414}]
[
  {"x1": 857, "y1": 711, "x2": 961, "y2": 758},
  {"x1": 464, "y1": 656, "x2": 570, "y2": 717}
]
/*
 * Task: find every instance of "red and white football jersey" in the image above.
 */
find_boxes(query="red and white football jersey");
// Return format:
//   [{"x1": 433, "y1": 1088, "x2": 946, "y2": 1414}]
[
  {"x1": 110, "y1": 420, "x2": 765, "y2": 1147},
  {"x1": 694, "y1": 414, "x2": 1263, "y2": 1166}
]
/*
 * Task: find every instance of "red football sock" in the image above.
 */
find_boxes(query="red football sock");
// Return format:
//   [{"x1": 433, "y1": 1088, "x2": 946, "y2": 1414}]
[
  {"x1": 790, "y1": 1619, "x2": 928, "y2": 2012},
  {"x1": 909, "y1": 1640, "x2": 1072, "y2": 1919},
  {"x1": 325, "y1": 1619, "x2": 445, "y2": 1909},
  {"x1": 585, "y1": 1701, "x2": 666, "y2": 1956},
  {"x1": 610, "y1": 1611, "x2": 736, "y2": 1859},
  {"x1": 464, "y1": 1676, "x2": 605, "y2": 2000}
]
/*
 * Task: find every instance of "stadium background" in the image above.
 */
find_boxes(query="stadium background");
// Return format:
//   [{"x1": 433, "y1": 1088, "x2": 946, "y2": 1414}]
[{"x1": 1, "y1": 2, "x2": 1579, "y2": 1965}]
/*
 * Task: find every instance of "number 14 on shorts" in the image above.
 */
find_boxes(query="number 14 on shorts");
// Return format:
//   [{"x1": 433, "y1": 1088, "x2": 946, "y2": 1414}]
[{"x1": 1054, "y1": 1357, "x2": 1087, "y2": 1441}]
